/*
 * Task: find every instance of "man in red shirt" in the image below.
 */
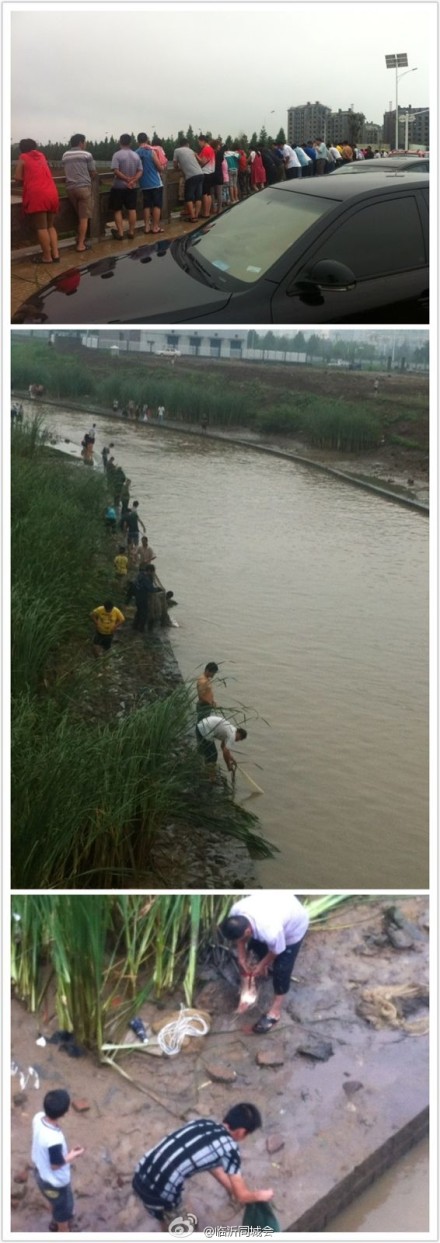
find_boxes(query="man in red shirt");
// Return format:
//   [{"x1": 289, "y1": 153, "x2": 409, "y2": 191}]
[{"x1": 196, "y1": 134, "x2": 215, "y2": 218}]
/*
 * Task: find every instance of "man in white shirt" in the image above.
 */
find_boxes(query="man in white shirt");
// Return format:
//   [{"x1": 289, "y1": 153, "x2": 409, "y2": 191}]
[
  {"x1": 195, "y1": 713, "x2": 247, "y2": 774},
  {"x1": 328, "y1": 144, "x2": 342, "y2": 170},
  {"x1": 274, "y1": 142, "x2": 301, "y2": 180},
  {"x1": 220, "y1": 893, "x2": 309, "y2": 1034}
]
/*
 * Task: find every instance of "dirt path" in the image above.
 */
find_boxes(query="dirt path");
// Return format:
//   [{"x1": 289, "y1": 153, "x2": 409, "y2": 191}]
[{"x1": 11, "y1": 897, "x2": 429, "y2": 1233}]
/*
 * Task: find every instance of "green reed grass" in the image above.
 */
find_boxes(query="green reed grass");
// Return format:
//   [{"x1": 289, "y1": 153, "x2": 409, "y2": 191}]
[
  {"x1": 12, "y1": 421, "x2": 273, "y2": 887},
  {"x1": 11, "y1": 894, "x2": 354, "y2": 1050}
]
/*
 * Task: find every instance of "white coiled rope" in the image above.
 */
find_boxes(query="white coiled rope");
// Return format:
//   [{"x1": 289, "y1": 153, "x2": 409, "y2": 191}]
[{"x1": 156, "y1": 1007, "x2": 210, "y2": 1057}]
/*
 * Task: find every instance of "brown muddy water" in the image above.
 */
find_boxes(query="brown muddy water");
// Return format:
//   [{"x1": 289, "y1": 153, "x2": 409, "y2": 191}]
[
  {"x1": 326, "y1": 1137, "x2": 429, "y2": 1232},
  {"x1": 34, "y1": 406, "x2": 429, "y2": 888}
]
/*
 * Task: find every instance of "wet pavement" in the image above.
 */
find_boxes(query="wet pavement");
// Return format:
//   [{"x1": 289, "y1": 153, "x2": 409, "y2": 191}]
[
  {"x1": 11, "y1": 898, "x2": 429, "y2": 1233},
  {"x1": 11, "y1": 217, "x2": 197, "y2": 320}
]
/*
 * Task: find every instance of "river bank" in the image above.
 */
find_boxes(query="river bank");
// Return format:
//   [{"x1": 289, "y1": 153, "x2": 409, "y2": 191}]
[
  {"x1": 16, "y1": 402, "x2": 428, "y2": 888},
  {"x1": 12, "y1": 423, "x2": 271, "y2": 889},
  {"x1": 14, "y1": 391, "x2": 429, "y2": 511},
  {"x1": 11, "y1": 896, "x2": 429, "y2": 1234}
]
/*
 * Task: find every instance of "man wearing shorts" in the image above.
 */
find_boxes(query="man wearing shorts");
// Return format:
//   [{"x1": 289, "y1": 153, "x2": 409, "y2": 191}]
[
  {"x1": 61, "y1": 134, "x2": 97, "y2": 253},
  {"x1": 224, "y1": 147, "x2": 239, "y2": 202},
  {"x1": 173, "y1": 140, "x2": 203, "y2": 221},
  {"x1": 220, "y1": 893, "x2": 309, "y2": 1034},
  {"x1": 109, "y1": 135, "x2": 142, "y2": 240},
  {"x1": 32, "y1": 1089, "x2": 84, "y2": 1232},
  {"x1": 136, "y1": 133, "x2": 164, "y2": 234},
  {"x1": 132, "y1": 1104, "x2": 273, "y2": 1228},
  {"x1": 196, "y1": 134, "x2": 215, "y2": 218},
  {"x1": 91, "y1": 599, "x2": 125, "y2": 656}
]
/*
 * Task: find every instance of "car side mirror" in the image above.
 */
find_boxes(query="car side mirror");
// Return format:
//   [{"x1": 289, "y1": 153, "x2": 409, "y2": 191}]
[
  {"x1": 287, "y1": 259, "x2": 356, "y2": 298},
  {"x1": 305, "y1": 259, "x2": 357, "y2": 290}
]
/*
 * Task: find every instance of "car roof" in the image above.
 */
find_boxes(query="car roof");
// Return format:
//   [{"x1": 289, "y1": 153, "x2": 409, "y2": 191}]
[
  {"x1": 335, "y1": 156, "x2": 429, "y2": 171},
  {"x1": 272, "y1": 171, "x2": 429, "y2": 199}
]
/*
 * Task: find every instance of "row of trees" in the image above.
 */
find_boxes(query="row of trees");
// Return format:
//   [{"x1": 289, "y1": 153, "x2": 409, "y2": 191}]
[
  {"x1": 246, "y1": 331, "x2": 429, "y2": 366},
  {"x1": 11, "y1": 124, "x2": 288, "y2": 164}
]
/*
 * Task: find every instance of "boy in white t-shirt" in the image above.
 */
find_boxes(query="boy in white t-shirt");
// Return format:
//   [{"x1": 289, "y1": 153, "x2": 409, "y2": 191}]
[{"x1": 32, "y1": 1089, "x2": 84, "y2": 1231}]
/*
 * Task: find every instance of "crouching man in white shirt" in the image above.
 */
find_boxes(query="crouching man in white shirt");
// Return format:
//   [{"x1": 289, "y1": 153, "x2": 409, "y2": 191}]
[
  {"x1": 220, "y1": 893, "x2": 309, "y2": 1034},
  {"x1": 195, "y1": 712, "x2": 247, "y2": 778}
]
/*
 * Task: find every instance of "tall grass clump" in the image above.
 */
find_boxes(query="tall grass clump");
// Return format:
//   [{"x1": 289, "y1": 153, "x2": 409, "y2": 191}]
[
  {"x1": 11, "y1": 894, "x2": 358, "y2": 1050},
  {"x1": 12, "y1": 422, "x2": 109, "y2": 694},
  {"x1": 300, "y1": 402, "x2": 381, "y2": 451},
  {"x1": 11, "y1": 339, "x2": 94, "y2": 398}
]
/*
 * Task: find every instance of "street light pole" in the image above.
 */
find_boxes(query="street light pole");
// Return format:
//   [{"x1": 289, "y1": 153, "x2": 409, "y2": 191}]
[{"x1": 386, "y1": 53, "x2": 408, "y2": 148}]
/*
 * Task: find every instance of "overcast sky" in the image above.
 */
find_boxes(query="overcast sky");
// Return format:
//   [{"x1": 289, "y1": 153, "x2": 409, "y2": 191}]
[{"x1": 11, "y1": 3, "x2": 432, "y2": 145}]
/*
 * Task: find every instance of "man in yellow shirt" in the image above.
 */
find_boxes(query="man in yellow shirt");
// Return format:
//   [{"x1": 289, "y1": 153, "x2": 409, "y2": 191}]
[
  {"x1": 114, "y1": 547, "x2": 129, "y2": 577},
  {"x1": 91, "y1": 599, "x2": 125, "y2": 657}
]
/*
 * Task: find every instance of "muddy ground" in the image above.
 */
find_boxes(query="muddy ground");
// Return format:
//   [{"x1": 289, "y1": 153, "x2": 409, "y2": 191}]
[{"x1": 11, "y1": 897, "x2": 429, "y2": 1234}]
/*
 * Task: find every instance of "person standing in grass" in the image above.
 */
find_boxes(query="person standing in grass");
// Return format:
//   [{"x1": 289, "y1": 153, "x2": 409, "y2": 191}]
[
  {"x1": 91, "y1": 599, "x2": 124, "y2": 656},
  {"x1": 114, "y1": 545, "x2": 129, "y2": 577},
  {"x1": 196, "y1": 661, "x2": 219, "y2": 720},
  {"x1": 220, "y1": 893, "x2": 309, "y2": 1034},
  {"x1": 32, "y1": 1089, "x2": 84, "y2": 1233},
  {"x1": 132, "y1": 1103, "x2": 273, "y2": 1229}
]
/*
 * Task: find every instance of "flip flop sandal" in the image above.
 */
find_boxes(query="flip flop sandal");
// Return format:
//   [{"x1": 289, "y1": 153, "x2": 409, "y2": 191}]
[
  {"x1": 152, "y1": 227, "x2": 164, "y2": 233},
  {"x1": 111, "y1": 229, "x2": 124, "y2": 241},
  {"x1": 31, "y1": 256, "x2": 53, "y2": 264},
  {"x1": 52, "y1": 257, "x2": 60, "y2": 263},
  {"x1": 127, "y1": 232, "x2": 136, "y2": 239},
  {"x1": 252, "y1": 1015, "x2": 280, "y2": 1034}
]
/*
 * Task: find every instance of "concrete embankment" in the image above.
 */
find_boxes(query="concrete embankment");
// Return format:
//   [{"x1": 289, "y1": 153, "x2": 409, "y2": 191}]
[{"x1": 20, "y1": 394, "x2": 429, "y2": 514}]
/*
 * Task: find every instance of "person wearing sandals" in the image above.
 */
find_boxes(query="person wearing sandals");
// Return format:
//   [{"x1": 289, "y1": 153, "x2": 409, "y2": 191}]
[
  {"x1": 220, "y1": 893, "x2": 309, "y2": 1034},
  {"x1": 135, "y1": 133, "x2": 164, "y2": 234},
  {"x1": 14, "y1": 140, "x2": 60, "y2": 265},
  {"x1": 108, "y1": 134, "x2": 142, "y2": 240},
  {"x1": 61, "y1": 134, "x2": 97, "y2": 253}
]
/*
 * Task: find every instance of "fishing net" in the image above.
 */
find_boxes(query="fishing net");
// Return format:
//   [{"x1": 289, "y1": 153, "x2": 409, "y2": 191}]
[{"x1": 242, "y1": 1201, "x2": 282, "y2": 1232}]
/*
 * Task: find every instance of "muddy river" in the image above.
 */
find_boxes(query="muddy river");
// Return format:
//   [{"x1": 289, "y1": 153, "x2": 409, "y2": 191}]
[
  {"x1": 33, "y1": 406, "x2": 429, "y2": 888},
  {"x1": 326, "y1": 1137, "x2": 429, "y2": 1232}
]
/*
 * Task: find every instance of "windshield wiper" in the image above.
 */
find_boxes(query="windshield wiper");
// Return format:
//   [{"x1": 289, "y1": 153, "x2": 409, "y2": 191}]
[{"x1": 182, "y1": 242, "x2": 223, "y2": 288}]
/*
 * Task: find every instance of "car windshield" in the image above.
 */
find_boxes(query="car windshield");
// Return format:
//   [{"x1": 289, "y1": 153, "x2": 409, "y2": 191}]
[{"x1": 186, "y1": 189, "x2": 336, "y2": 285}]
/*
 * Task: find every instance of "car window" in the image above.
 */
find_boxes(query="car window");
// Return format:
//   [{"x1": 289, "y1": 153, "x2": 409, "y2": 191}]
[
  {"x1": 189, "y1": 190, "x2": 335, "y2": 284},
  {"x1": 309, "y1": 196, "x2": 426, "y2": 278}
]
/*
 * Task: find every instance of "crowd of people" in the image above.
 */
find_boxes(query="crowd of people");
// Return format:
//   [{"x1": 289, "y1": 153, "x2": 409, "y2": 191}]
[
  {"x1": 80, "y1": 424, "x2": 170, "y2": 649},
  {"x1": 31, "y1": 891, "x2": 310, "y2": 1230},
  {"x1": 82, "y1": 422, "x2": 251, "y2": 779},
  {"x1": 15, "y1": 128, "x2": 397, "y2": 259}
]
